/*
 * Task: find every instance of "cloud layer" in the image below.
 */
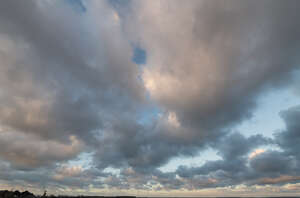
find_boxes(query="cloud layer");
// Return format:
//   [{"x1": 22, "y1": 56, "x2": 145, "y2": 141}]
[{"x1": 0, "y1": 0, "x2": 300, "y2": 195}]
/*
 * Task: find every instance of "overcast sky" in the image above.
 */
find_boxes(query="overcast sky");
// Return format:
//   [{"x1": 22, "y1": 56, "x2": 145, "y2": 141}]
[{"x1": 1, "y1": 0, "x2": 300, "y2": 196}]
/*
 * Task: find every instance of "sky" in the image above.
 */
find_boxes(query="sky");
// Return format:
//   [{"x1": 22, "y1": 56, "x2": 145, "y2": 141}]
[{"x1": 1, "y1": 0, "x2": 300, "y2": 196}]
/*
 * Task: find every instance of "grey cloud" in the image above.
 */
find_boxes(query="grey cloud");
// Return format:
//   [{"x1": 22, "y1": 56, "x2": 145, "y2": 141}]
[
  {"x1": 0, "y1": 131, "x2": 83, "y2": 170},
  {"x1": 256, "y1": 175, "x2": 300, "y2": 185},
  {"x1": 0, "y1": 0, "x2": 146, "y2": 168},
  {"x1": 127, "y1": 0, "x2": 300, "y2": 139},
  {"x1": 250, "y1": 151, "x2": 295, "y2": 175},
  {"x1": 80, "y1": 0, "x2": 300, "y2": 178},
  {"x1": 1, "y1": 0, "x2": 300, "y2": 193},
  {"x1": 100, "y1": 0, "x2": 300, "y2": 179},
  {"x1": 213, "y1": 133, "x2": 272, "y2": 160},
  {"x1": 90, "y1": 132, "x2": 274, "y2": 190},
  {"x1": 0, "y1": 160, "x2": 115, "y2": 191},
  {"x1": 176, "y1": 133, "x2": 271, "y2": 186},
  {"x1": 275, "y1": 106, "x2": 300, "y2": 159},
  {"x1": 0, "y1": 0, "x2": 145, "y2": 137},
  {"x1": 174, "y1": 110, "x2": 300, "y2": 188}
]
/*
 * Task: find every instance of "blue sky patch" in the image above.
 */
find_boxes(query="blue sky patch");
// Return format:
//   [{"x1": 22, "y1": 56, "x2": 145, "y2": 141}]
[
  {"x1": 65, "y1": 0, "x2": 86, "y2": 13},
  {"x1": 138, "y1": 107, "x2": 161, "y2": 125},
  {"x1": 108, "y1": 0, "x2": 131, "y2": 9},
  {"x1": 132, "y1": 47, "x2": 147, "y2": 65}
]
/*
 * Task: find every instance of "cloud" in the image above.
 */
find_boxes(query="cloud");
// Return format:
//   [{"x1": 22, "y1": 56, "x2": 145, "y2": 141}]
[
  {"x1": 109, "y1": 0, "x2": 300, "y2": 183},
  {"x1": 1, "y1": 0, "x2": 300, "y2": 194},
  {"x1": 53, "y1": 165, "x2": 83, "y2": 180},
  {"x1": 82, "y1": 0, "x2": 300, "y2": 178},
  {"x1": 0, "y1": 131, "x2": 83, "y2": 170},
  {"x1": 250, "y1": 151, "x2": 295, "y2": 174},
  {"x1": 174, "y1": 109, "x2": 300, "y2": 189},
  {"x1": 275, "y1": 105, "x2": 300, "y2": 159},
  {"x1": 0, "y1": 0, "x2": 145, "y2": 166},
  {"x1": 257, "y1": 175, "x2": 300, "y2": 185},
  {"x1": 131, "y1": 0, "x2": 300, "y2": 135},
  {"x1": 176, "y1": 133, "x2": 272, "y2": 187}
]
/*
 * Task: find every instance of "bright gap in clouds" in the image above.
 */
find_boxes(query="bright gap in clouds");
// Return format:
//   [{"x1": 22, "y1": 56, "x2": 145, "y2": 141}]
[
  {"x1": 103, "y1": 167, "x2": 120, "y2": 175},
  {"x1": 67, "y1": 152, "x2": 93, "y2": 170},
  {"x1": 235, "y1": 87, "x2": 300, "y2": 138},
  {"x1": 65, "y1": 0, "x2": 86, "y2": 13},
  {"x1": 132, "y1": 47, "x2": 147, "y2": 65},
  {"x1": 159, "y1": 148, "x2": 221, "y2": 173},
  {"x1": 137, "y1": 106, "x2": 161, "y2": 125}
]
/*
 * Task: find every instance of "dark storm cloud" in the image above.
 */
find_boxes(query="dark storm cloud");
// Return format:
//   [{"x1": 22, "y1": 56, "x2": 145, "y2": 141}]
[{"x1": 1, "y1": 0, "x2": 300, "y2": 192}]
